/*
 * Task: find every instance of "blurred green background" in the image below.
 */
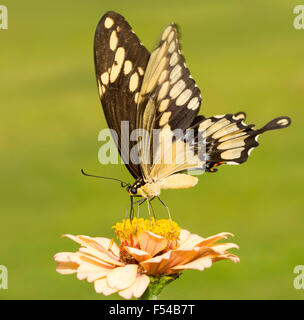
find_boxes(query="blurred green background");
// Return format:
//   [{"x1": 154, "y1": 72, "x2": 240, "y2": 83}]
[{"x1": 0, "y1": 0, "x2": 303, "y2": 300}]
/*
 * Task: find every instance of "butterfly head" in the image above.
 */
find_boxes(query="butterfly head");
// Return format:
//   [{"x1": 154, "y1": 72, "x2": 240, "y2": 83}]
[{"x1": 127, "y1": 179, "x2": 145, "y2": 196}]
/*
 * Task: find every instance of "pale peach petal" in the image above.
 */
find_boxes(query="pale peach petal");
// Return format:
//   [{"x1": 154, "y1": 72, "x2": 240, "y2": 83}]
[
  {"x1": 94, "y1": 237, "x2": 121, "y2": 256},
  {"x1": 178, "y1": 229, "x2": 191, "y2": 245},
  {"x1": 118, "y1": 286, "x2": 133, "y2": 299},
  {"x1": 79, "y1": 247, "x2": 123, "y2": 266},
  {"x1": 107, "y1": 264, "x2": 138, "y2": 291},
  {"x1": 177, "y1": 233, "x2": 205, "y2": 250},
  {"x1": 64, "y1": 234, "x2": 120, "y2": 262},
  {"x1": 195, "y1": 232, "x2": 234, "y2": 247},
  {"x1": 78, "y1": 235, "x2": 120, "y2": 261},
  {"x1": 94, "y1": 277, "x2": 117, "y2": 295},
  {"x1": 213, "y1": 253, "x2": 240, "y2": 263},
  {"x1": 54, "y1": 252, "x2": 75, "y2": 262},
  {"x1": 171, "y1": 256, "x2": 213, "y2": 271},
  {"x1": 79, "y1": 252, "x2": 115, "y2": 269},
  {"x1": 54, "y1": 252, "x2": 79, "y2": 274},
  {"x1": 60, "y1": 252, "x2": 81, "y2": 264},
  {"x1": 118, "y1": 274, "x2": 150, "y2": 299},
  {"x1": 63, "y1": 234, "x2": 89, "y2": 246},
  {"x1": 210, "y1": 243, "x2": 239, "y2": 254},
  {"x1": 138, "y1": 231, "x2": 168, "y2": 257},
  {"x1": 87, "y1": 270, "x2": 111, "y2": 282},
  {"x1": 132, "y1": 274, "x2": 150, "y2": 298},
  {"x1": 56, "y1": 262, "x2": 78, "y2": 274},
  {"x1": 77, "y1": 263, "x2": 111, "y2": 282},
  {"x1": 124, "y1": 246, "x2": 152, "y2": 262}
]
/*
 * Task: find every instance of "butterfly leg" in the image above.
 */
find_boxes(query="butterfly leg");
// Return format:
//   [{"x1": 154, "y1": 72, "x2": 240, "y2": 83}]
[
  {"x1": 124, "y1": 195, "x2": 144, "y2": 222},
  {"x1": 136, "y1": 198, "x2": 147, "y2": 219},
  {"x1": 157, "y1": 197, "x2": 172, "y2": 227},
  {"x1": 148, "y1": 197, "x2": 156, "y2": 221},
  {"x1": 134, "y1": 198, "x2": 147, "y2": 233},
  {"x1": 147, "y1": 198, "x2": 152, "y2": 220}
]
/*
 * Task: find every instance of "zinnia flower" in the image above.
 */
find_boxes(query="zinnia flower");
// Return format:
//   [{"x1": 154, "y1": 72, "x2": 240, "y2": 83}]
[{"x1": 54, "y1": 218, "x2": 239, "y2": 299}]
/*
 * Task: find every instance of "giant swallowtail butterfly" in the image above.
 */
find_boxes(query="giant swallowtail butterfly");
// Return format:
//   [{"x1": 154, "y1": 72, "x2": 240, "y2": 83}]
[{"x1": 89, "y1": 11, "x2": 291, "y2": 214}]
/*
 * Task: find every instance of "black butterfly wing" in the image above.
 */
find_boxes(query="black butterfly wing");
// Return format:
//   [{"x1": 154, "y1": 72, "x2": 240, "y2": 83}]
[
  {"x1": 94, "y1": 11, "x2": 150, "y2": 179},
  {"x1": 190, "y1": 112, "x2": 291, "y2": 172}
]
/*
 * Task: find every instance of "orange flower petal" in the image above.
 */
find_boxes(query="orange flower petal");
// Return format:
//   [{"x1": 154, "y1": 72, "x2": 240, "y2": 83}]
[
  {"x1": 195, "y1": 232, "x2": 234, "y2": 247},
  {"x1": 107, "y1": 264, "x2": 138, "y2": 291},
  {"x1": 138, "y1": 231, "x2": 168, "y2": 257},
  {"x1": 140, "y1": 251, "x2": 171, "y2": 275},
  {"x1": 124, "y1": 246, "x2": 152, "y2": 262},
  {"x1": 162, "y1": 248, "x2": 201, "y2": 270},
  {"x1": 171, "y1": 256, "x2": 213, "y2": 271},
  {"x1": 94, "y1": 277, "x2": 117, "y2": 296}
]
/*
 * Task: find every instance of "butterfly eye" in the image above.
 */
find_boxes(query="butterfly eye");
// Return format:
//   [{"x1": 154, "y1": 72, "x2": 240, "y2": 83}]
[{"x1": 130, "y1": 187, "x2": 137, "y2": 195}]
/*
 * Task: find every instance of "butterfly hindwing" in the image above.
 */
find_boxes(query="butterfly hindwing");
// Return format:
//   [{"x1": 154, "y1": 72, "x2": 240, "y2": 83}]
[
  {"x1": 94, "y1": 11, "x2": 150, "y2": 179},
  {"x1": 191, "y1": 113, "x2": 291, "y2": 171}
]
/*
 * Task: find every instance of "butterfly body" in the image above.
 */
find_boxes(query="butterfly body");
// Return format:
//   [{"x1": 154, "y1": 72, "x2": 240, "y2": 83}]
[
  {"x1": 135, "y1": 181, "x2": 161, "y2": 198},
  {"x1": 94, "y1": 11, "x2": 291, "y2": 205}
]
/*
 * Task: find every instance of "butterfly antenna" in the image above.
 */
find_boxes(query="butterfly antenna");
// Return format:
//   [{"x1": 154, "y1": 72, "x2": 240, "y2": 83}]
[{"x1": 81, "y1": 169, "x2": 130, "y2": 188}]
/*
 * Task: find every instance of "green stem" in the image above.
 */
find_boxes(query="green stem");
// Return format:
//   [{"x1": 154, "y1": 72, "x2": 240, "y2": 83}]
[
  {"x1": 139, "y1": 286, "x2": 159, "y2": 300},
  {"x1": 138, "y1": 274, "x2": 180, "y2": 300}
]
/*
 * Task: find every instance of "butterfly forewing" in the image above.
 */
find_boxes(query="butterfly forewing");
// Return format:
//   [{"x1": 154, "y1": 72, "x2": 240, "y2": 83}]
[
  {"x1": 136, "y1": 24, "x2": 203, "y2": 180},
  {"x1": 94, "y1": 11, "x2": 150, "y2": 179},
  {"x1": 138, "y1": 24, "x2": 202, "y2": 131}
]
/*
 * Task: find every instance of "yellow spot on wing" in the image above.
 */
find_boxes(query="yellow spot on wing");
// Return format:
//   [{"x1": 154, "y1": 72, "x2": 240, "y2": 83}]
[
  {"x1": 109, "y1": 30, "x2": 118, "y2": 51},
  {"x1": 110, "y1": 47, "x2": 125, "y2": 83},
  {"x1": 129, "y1": 72, "x2": 139, "y2": 92},
  {"x1": 104, "y1": 17, "x2": 114, "y2": 29},
  {"x1": 221, "y1": 147, "x2": 244, "y2": 160},
  {"x1": 159, "y1": 111, "x2": 172, "y2": 126}
]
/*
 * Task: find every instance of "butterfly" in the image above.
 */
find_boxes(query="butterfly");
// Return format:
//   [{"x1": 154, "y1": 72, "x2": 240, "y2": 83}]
[{"x1": 89, "y1": 11, "x2": 291, "y2": 214}]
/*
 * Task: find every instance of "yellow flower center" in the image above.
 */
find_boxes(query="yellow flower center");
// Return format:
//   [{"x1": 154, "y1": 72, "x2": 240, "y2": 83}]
[{"x1": 112, "y1": 218, "x2": 181, "y2": 245}]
